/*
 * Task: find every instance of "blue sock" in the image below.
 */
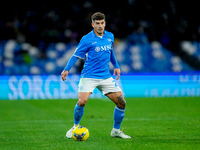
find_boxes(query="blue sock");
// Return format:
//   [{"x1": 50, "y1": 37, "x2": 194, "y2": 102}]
[
  {"x1": 74, "y1": 103, "x2": 84, "y2": 124},
  {"x1": 113, "y1": 106, "x2": 125, "y2": 129}
]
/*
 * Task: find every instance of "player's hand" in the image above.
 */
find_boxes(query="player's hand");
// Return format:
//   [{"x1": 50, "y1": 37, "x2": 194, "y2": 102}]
[
  {"x1": 113, "y1": 68, "x2": 121, "y2": 80},
  {"x1": 61, "y1": 70, "x2": 69, "y2": 81}
]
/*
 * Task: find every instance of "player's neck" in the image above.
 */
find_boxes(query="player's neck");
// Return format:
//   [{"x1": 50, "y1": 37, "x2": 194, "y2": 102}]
[{"x1": 94, "y1": 30, "x2": 104, "y2": 37}]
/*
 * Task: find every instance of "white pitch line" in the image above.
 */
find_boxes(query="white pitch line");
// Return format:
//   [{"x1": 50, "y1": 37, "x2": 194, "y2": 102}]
[{"x1": 0, "y1": 117, "x2": 199, "y2": 124}]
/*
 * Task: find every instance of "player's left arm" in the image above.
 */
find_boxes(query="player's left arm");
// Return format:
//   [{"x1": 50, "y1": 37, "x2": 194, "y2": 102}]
[
  {"x1": 110, "y1": 49, "x2": 121, "y2": 80},
  {"x1": 113, "y1": 68, "x2": 121, "y2": 80}
]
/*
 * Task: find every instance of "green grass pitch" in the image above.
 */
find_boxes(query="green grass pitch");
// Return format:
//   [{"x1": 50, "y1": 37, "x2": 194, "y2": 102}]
[{"x1": 0, "y1": 97, "x2": 200, "y2": 150}]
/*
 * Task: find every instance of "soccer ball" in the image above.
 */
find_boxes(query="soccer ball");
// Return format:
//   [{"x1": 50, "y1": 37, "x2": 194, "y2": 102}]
[{"x1": 72, "y1": 125, "x2": 89, "y2": 141}]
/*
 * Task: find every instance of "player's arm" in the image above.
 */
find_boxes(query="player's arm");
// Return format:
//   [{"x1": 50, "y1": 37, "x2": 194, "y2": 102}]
[
  {"x1": 61, "y1": 36, "x2": 88, "y2": 81},
  {"x1": 110, "y1": 50, "x2": 121, "y2": 80},
  {"x1": 61, "y1": 56, "x2": 79, "y2": 81}
]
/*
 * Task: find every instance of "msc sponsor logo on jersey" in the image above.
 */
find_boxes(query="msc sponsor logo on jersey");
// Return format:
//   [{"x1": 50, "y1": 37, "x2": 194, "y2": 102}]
[
  {"x1": 95, "y1": 45, "x2": 112, "y2": 52},
  {"x1": 95, "y1": 46, "x2": 101, "y2": 52}
]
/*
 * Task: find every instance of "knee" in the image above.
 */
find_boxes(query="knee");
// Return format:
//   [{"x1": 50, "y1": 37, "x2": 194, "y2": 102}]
[
  {"x1": 116, "y1": 95, "x2": 126, "y2": 109},
  {"x1": 77, "y1": 92, "x2": 91, "y2": 107},
  {"x1": 78, "y1": 98, "x2": 87, "y2": 106},
  {"x1": 117, "y1": 100, "x2": 126, "y2": 109}
]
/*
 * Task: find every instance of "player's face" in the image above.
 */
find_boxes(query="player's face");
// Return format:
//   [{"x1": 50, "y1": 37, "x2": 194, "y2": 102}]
[{"x1": 92, "y1": 20, "x2": 106, "y2": 36}]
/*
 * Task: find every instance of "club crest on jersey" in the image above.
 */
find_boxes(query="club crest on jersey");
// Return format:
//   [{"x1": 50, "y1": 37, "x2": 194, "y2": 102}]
[{"x1": 108, "y1": 38, "x2": 112, "y2": 42}]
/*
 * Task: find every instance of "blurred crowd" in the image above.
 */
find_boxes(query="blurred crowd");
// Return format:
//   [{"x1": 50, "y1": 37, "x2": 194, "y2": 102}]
[
  {"x1": 1, "y1": 1, "x2": 200, "y2": 45},
  {"x1": 0, "y1": 0, "x2": 200, "y2": 75}
]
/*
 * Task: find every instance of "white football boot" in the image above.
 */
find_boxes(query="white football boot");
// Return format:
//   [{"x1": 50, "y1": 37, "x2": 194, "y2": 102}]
[
  {"x1": 111, "y1": 129, "x2": 131, "y2": 139},
  {"x1": 66, "y1": 124, "x2": 79, "y2": 138}
]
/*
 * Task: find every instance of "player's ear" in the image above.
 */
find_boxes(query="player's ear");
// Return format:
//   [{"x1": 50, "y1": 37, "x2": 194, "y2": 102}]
[{"x1": 91, "y1": 22, "x2": 94, "y2": 28}]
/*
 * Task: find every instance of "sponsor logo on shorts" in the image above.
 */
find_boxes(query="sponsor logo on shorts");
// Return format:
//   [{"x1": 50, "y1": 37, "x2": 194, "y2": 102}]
[{"x1": 112, "y1": 80, "x2": 118, "y2": 87}]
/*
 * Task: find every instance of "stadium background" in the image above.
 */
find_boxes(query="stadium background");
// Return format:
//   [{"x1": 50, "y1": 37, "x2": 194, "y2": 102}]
[
  {"x1": 0, "y1": 0, "x2": 200, "y2": 99},
  {"x1": 0, "y1": 1, "x2": 200, "y2": 150}
]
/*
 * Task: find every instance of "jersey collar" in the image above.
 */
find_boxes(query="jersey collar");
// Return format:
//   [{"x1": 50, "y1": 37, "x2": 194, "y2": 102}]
[{"x1": 92, "y1": 30, "x2": 107, "y2": 38}]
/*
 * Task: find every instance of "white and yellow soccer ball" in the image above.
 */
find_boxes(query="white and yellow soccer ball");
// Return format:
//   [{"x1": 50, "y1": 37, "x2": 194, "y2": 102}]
[{"x1": 72, "y1": 125, "x2": 89, "y2": 141}]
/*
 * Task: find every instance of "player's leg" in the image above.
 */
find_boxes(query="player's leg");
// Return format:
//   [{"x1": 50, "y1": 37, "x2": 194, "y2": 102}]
[
  {"x1": 74, "y1": 92, "x2": 92, "y2": 125},
  {"x1": 106, "y1": 91, "x2": 126, "y2": 108},
  {"x1": 98, "y1": 77, "x2": 131, "y2": 138},
  {"x1": 106, "y1": 91, "x2": 126, "y2": 129},
  {"x1": 66, "y1": 92, "x2": 91, "y2": 138},
  {"x1": 66, "y1": 78, "x2": 96, "y2": 138},
  {"x1": 106, "y1": 91, "x2": 131, "y2": 138}
]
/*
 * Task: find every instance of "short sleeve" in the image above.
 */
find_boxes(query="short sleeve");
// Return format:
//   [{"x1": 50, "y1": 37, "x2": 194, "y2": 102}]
[{"x1": 73, "y1": 36, "x2": 88, "y2": 59}]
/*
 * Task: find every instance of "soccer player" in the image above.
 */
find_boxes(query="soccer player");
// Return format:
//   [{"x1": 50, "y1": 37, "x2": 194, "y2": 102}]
[{"x1": 61, "y1": 12, "x2": 131, "y2": 139}]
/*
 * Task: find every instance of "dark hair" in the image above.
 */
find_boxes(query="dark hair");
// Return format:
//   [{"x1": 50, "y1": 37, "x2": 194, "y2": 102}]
[{"x1": 91, "y1": 12, "x2": 105, "y2": 22}]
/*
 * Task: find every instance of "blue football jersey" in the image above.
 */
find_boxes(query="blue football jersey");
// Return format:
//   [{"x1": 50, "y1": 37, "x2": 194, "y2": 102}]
[{"x1": 73, "y1": 30, "x2": 115, "y2": 79}]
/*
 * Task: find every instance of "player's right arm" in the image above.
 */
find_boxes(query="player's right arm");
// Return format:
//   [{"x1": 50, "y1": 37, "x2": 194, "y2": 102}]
[
  {"x1": 61, "y1": 70, "x2": 68, "y2": 81},
  {"x1": 61, "y1": 36, "x2": 88, "y2": 81},
  {"x1": 61, "y1": 56, "x2": 79, "y2": 81}
]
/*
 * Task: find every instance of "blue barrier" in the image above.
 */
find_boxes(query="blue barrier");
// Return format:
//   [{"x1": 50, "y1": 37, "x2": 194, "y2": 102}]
[{"x1": 0, "y1": 73, "x2": 200, "y2": 100}]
